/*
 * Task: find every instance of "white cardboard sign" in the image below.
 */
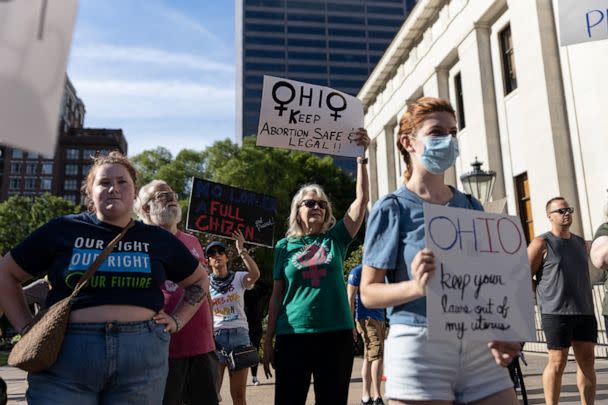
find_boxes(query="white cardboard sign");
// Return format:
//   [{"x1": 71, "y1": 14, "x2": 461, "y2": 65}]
[
  {"x1": 424, "y1": 203, "x2": 536, "y2": 342},
  {"x1": 256, "y1": 75, "x2": 364, "y2": 158},
  {"x1": 558, "y1": 0, "x2": 608, "y2": 46},
  {"x1": 0, "y1": 0, "x2": 79, "y2": 157}
]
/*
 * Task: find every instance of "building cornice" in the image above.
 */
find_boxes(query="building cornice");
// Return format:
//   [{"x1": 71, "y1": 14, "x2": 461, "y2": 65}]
[{"x1": 357, "y1": 0, "x2": 445, "y2": 109}]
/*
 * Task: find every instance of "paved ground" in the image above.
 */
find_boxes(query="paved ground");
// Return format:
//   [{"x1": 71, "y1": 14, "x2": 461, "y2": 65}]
[{"x1": 2, "y1": 353, "x2": 608, "y2": 404}]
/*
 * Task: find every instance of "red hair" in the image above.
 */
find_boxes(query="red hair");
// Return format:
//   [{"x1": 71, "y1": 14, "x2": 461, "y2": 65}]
[{"x1": 397, "y1": 97, "x2": 456, "y2": 181}]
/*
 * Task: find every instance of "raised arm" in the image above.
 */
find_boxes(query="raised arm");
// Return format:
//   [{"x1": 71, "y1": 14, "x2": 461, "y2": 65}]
[
  {"x1": 233, "y1": 229, "x2": 260, "y2": 289},
  {"x1": 344, "y1": 128, "x2": 370, "y2": 238}
]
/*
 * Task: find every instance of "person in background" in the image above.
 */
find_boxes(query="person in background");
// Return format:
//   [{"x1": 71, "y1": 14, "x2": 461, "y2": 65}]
[
  {"x1": 263, "y1": 129, "x2": 370, "y2": 405},
  {"x1": 590, "y1": 201, "x2": 608, "y2": 336},
  {"x1": 136, "y1": 179, "x2": 218, "y2": 405},
  {"x1": 245, "y1": 280, "x2": 270, "y2": 386},
  {"x1": 529, "y1": 197, "x2": 597, "y2": 405},
  {"x1": 360, "y1": 97, "x2": 520, "y2": 405},
  {"x1": 208, "y1": 232, "x2": 260, "y2": 405},
  {"x1": 348, "y1": 261, "x2": 386, "y2": 405},
  {"x1": 0, "y1": 151, "x2": 208, "y2": 404}
]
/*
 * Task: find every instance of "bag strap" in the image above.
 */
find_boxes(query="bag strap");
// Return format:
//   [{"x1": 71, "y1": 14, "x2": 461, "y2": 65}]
[{"x1": 70, "y1": 219, "x2": 135, "y2": 298}]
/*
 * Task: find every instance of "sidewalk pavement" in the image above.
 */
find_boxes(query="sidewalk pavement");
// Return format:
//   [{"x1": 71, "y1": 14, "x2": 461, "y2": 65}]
[{"x1": 2, "y1": 352, "x2": 608, "y2": 404}]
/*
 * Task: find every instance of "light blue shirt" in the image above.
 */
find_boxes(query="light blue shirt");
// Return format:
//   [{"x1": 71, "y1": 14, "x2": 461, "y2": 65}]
[{"x1": 362, "y1": 186, "x2": 483, "y2": 326}]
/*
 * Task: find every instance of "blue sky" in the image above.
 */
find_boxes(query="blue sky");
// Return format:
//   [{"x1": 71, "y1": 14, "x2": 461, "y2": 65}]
[{"x1": 67, "y1": 0, "x2": 235, "y2": 157}]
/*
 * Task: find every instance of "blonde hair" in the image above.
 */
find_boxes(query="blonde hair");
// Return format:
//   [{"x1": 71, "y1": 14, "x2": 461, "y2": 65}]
[
  {"x1": 286, "y1": 184, "x2": 335, "y2": 238},
  {"x1": 134, "y1": 179, "x2": 169, "y2": 224}
]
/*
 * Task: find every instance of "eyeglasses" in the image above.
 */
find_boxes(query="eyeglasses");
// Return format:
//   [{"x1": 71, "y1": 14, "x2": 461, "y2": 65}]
[
  {"x1": 206, "y1": 248, "x2": 226, "y2": 258},
  {"x1": 300, "y1": 199, "x2": 328, "y2": 209},
  {"x1": 148, "y1": 191, "x2": 178, "y2": 204},
  {"x1": 550, "y1": 207, "x2": 574, "y2": 215}
]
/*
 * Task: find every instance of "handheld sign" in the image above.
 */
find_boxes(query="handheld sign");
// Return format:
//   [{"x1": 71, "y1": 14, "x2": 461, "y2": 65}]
[
  {"x1": 256, "y1": 75, "x2": 364, "y2": 158},
  {"x1": 558, "y1": 0, "x2": 608, "y2": 46},
  {"x1": 0, "y1": 0, "x2": 79, "y2": 156},
  {"x1": 424, "y1": 203, "x2": 536, "y2": 342},
  {"x1": 186, "y1": 178, "x2": 277, "y2": 248}
]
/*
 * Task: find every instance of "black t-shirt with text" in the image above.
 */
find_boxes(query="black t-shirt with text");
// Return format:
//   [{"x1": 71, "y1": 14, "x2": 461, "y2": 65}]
[{"x1": 11, "y1": 212, "x2": 198, "y2": 311}]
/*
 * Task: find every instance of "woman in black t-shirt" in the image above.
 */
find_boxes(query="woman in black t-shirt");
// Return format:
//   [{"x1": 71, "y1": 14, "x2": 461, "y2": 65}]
[{"x1": 0, "y1": 152, "x2": 208, "y2": 405}]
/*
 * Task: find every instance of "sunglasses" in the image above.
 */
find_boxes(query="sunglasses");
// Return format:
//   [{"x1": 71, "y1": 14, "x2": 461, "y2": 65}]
[
  {"x1": 300, "y1": 199, "x2": 328, "y2": 209},
  {"x1": 550, "y1": 207, "x2": 574, "y2": 215},
  {"x1": 206, "y1": 248, "x2": 226, "y2": 258}
]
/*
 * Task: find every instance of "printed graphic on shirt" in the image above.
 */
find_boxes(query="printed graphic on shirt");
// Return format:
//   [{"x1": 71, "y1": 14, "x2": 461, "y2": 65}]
[
  {"x1": 212, "y1": 286, "x2": 240, "y2": 322},
  {"x1": 65, "y1": 236, "x2": 153, "y2": 289},
  {"x1": 291, "y1": 241, "x2": 333, "y2": 287}
]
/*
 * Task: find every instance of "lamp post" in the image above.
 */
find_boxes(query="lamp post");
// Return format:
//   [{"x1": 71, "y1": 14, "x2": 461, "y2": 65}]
[{"x1": 459, "y1": 157, "x2": 496, "y2": 204}]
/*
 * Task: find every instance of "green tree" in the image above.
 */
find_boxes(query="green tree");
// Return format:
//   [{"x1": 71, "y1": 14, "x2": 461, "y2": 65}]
[{"x1": 0, "y1": 194, "x2": 79, "y2": 255}]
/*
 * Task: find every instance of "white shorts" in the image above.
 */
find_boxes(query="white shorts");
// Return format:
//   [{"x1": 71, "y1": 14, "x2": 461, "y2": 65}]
[{"x1": 385, "y1": 324, "x2": 513, "y2": 403}]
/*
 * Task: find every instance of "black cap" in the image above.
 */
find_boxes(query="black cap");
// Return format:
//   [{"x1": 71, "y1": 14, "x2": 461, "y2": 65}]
[{"x1": 205, "y1": 241, "x2": 226, "y2": 257}]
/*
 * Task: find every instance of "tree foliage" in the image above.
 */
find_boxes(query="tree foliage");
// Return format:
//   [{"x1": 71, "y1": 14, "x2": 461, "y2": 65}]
[
  {"x1": 131, "y1": 137, "x2": 360, "y2": 282},
  {"x1": 0, "y1": 194, "x2": 80, "y2": 255}
]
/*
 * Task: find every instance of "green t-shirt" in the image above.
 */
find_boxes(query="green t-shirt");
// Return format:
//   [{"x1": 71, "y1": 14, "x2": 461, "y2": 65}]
[
  {"x1": 273, "y1": 219, "x2": 354, "y2": 335},
  {"x1": 592, "y1": 222, "x2": 608, "y2": 315}
]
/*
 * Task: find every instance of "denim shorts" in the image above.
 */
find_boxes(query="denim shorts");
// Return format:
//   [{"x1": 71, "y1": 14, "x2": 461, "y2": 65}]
[
  {"x1": 27, "y1": 320, "x2": 169, "y2": 405},
  {"x1": 214, "y1": 327, "x2": 251, "y2": 365},
  {"x1": 384, "y1": 324, "x2": 513, "y2": 403}
]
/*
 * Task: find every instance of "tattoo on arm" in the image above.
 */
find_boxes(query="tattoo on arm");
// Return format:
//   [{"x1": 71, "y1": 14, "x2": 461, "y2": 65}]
[{"x1": 183, "y1": 284, "x2": 206, "y2": 305}]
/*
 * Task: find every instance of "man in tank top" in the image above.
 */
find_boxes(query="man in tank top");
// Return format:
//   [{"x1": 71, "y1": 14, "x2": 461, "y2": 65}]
[{"x1": 528, "y1": 197, "x2": 597, "y2": 405}]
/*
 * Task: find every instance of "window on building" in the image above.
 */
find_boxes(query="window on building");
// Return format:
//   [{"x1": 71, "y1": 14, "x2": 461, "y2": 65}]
[
  {"x1": 24, "y1": 177, "x2": 36, "y2": 190},
  {"x1": 41, "y1": 178, "x2": 52, "y2": 190},
  {"x1": 41, "y1": 163, "x2": 53, "y2": 175},
  {"x1": 9, "y1": 178, "x2": 20, "y2": 190},
  {"x1": 25, "y1": 163, "x2": 37, "y2": 174},
  {"x1": 454, "y1": 73, "x2": 466, "y2": 130},
  {"x1": 499, "y1": 25, "x2": 518, "y2": 95},
  {"x1": 515, "y1": 172, "x2": 534, "y2": 244},
  {"x1": 12, "y1": 149, "x2": 23, "y2": 159},
  {"x1": 65, "y1": 164, "x2": 78, "y2": 176},
  {"x1": 10, "y1": 163, "x2": 22, "y2": 174},
  {"x1": 64, "y1": 194, "x2": 77, "y2": 204},
  {"x1": 66, "y1": 149, "x2": 79, "y2": 160},
  {"x1": 64, "y1": 179, "x2": 78, "y2": 191},
  {"x1": 83, "y1": 149, "x2": 98, "y2": 159},
  {"x1": 287, "y1": 13, "x2": 324, "y2": 23},
  {"x1": 329, "y1": 53, "x2": 367, "y2": 63},
  {"x1": 82, "y1": 164, "x2": 92, "y2": 176}
]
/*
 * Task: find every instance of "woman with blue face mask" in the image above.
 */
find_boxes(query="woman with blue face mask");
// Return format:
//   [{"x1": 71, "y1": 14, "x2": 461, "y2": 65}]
[{"x1": 359, "y1": 97, "x2": 521, "y2": 405}]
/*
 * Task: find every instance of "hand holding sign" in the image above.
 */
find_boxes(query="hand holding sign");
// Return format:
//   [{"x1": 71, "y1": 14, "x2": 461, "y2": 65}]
[
  {"x1": 411, "y1": 248, "x2": 436, "y2": 296},
  {"x1": 257, "y1": 76, "x2": 365, "y2": 158}
]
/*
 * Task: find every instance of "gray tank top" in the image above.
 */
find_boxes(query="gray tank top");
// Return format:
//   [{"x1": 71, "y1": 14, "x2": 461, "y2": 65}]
[{"x1": 537, "y1": 232, "x2": 594, "y2": 315}]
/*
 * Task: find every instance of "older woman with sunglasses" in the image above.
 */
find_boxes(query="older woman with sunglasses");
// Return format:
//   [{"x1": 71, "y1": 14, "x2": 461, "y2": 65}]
[
  {"x1": 263, "y1": 129, "x2": 370, "y2": 405},
  {"x1": 206, "y1": 231, "x2": 260, "y2": 405}
]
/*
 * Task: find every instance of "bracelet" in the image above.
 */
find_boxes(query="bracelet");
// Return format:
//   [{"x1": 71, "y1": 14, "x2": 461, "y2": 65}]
[
  {"x1": 170, "y1": 314, "x2": 182, "y2": 333},
  {"x1": 357, "y1": 157, "x2": 368, "y2": 164},
  {"x1": 239, "y1": 248, "x2": 249, "y2": 257}
]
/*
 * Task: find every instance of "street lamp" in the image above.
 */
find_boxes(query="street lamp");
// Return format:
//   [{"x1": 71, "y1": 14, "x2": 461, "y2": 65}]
[{"x1": 459, "y1": 157, "x2": 496, "y2": 204}]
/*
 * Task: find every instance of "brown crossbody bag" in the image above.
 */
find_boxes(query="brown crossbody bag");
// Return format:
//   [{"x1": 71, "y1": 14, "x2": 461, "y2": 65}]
[{"x1": 8, "y1": 220, "x2": 134, "y2": 372}]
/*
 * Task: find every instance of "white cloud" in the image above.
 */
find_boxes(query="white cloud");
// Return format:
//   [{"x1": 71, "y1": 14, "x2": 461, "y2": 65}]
[
  {"x1": 71, "y1": 78, "x2": 234, "y2": 119},
  {"x1": 72, "y1": 45, "x2": 233, "y2": 73}
]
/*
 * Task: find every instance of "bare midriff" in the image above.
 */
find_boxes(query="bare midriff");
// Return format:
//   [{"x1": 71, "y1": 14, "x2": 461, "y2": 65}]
[{"x1": 69, "y1": 305, "x2": 156, "y2": 323}]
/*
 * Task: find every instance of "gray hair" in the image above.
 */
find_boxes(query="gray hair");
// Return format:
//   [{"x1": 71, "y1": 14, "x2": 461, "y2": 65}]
[
  {"x1": 285, "y1": 184, "x2": 335, "y2": 238},
  {"x1": 134, "y1": 179, "x2": 169, "y2": 224}
]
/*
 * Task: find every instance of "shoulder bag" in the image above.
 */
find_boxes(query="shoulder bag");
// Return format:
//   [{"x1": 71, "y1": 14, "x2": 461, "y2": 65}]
[{"x1": 8, "y1": 220, "x2": 134, "y2": 372}]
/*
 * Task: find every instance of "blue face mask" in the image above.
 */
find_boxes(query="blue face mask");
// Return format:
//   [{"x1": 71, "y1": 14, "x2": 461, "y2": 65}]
[{"x1": 417, "y1": 135, "x2": 459, "y2": 174}]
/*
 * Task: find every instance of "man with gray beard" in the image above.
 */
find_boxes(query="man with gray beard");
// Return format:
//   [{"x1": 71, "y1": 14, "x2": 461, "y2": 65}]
[{"x1": 136, "y1": 180, "x2": 219, "y2": 405}]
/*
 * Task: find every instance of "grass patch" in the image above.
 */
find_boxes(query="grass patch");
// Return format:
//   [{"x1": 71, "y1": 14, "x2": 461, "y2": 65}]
[{"x1": 0, "y1": 351, "x2": 8, "y2": 366}]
